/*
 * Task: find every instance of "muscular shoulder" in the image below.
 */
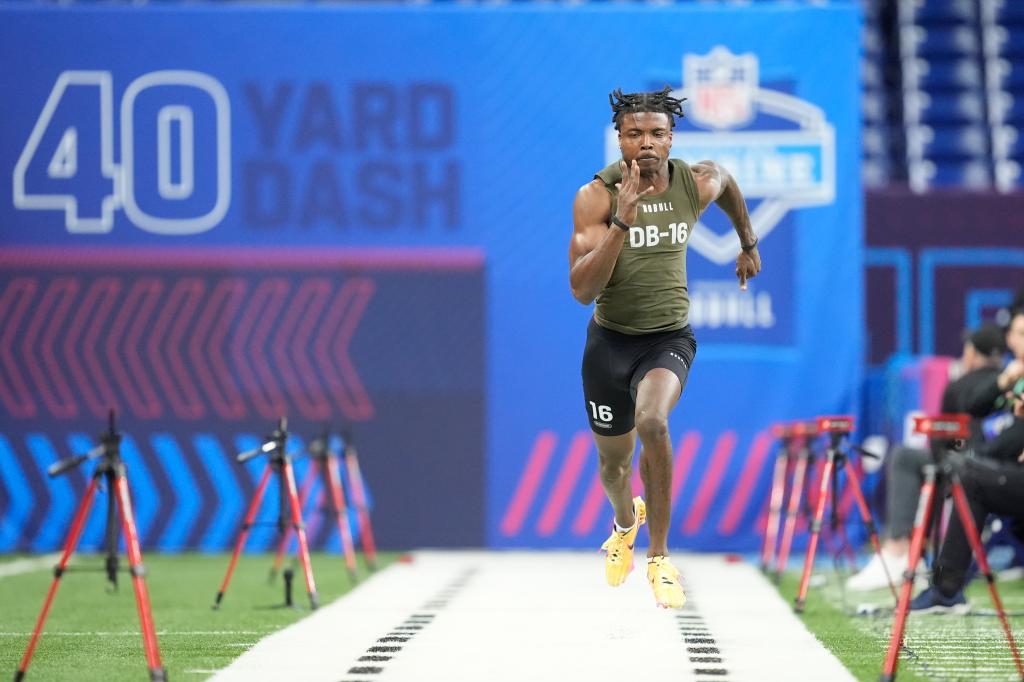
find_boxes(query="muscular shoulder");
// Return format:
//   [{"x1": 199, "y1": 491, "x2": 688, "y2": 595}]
[
  {"x1": 688, "y1": 159, "x2": 727, "y2": 210},
  {"x1": 689, "y1": 159, "x2": 724, "y2": 186},
  {"x1": 574, "y1": 179, "x2": 612, "y2": 224}
]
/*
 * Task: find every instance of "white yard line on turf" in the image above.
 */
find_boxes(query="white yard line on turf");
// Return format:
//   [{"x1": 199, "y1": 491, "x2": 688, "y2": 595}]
[
  {"x1": 213, "y1": 551, "x2": 855, "y2": 682},
  {"x1": 681, "y1": 556, "x2": 856, "y2": 681},
  {"x1": 0, "y1": 554, "x2": 60, "y2": 579}
]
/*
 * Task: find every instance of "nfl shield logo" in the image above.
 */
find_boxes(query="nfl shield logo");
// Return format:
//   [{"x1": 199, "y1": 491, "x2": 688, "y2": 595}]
[{"x1": 684, "y1": 46, "x2": 758, "y2": 130}]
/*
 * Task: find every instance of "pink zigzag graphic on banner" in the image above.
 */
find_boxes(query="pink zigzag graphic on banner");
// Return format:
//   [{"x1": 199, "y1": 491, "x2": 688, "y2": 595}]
[
  {"x1": 717, "y1": 430, "x2": 774, "y2": 535},
  {"x1": 23, "y1": 278, "x2": 78, "y2": 418},
  {"x1": 1, "y1": 272, "x2": 382, "y2": 422},
  {"x1": 272, "y1": 278, "x2": 332, "y2": 421},
  {"x1": 291, "y1": 279, "x2": 335, "y2": 420},
  {"x1": 231, "y1": 279, "x2": 290, "y2": 420},
  {"x1": 536, "y1": 432, "x2": 591, "y2": 536},
  {"x1": 252, "y1": 278, "x2": 292, "y2": 420},
  {"x1": 162, "y1": 279, "x2": 207, "y2": 419},
  {"x1": 329, "y1": 278, "x2": 375, "y2": 421},
  {"x1": 190, "y1": 279, "x2": 247, "y2": 420},
  {"x1": 0, "y1": 278, "x2": 38, "y2": 418},
  {"x1": 682, "y1": 430, "x2": 737, "y2": 535},
  {"x1": 499, "y1": 430, "x2": 558, "y2": 537},
  {"x1": 110, "y1": 278, "x2": 164, "y2": 419},
  {"x1": 69, "y1": 278, "x2": 122, "y2": 418}
]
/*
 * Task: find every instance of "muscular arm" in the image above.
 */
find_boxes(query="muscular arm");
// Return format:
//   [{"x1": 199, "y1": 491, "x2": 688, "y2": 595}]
[
  {"x1": 691, "y1": 160, "x2": 761, "y2": 288},
  {"x1": 691, "y1": 160, "x2": 756, "y2": 245},
  {"x1": 569, "y1": 181, "x2": 626, "y2": 305}
]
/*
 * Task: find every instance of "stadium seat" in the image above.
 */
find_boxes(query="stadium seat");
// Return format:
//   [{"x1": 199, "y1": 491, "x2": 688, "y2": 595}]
[
  {"x1": 863, "y1": 124, "x2": 891, "y2": 158},
  {"x1": 907, "y1": 56, "x2": 983, "y2": 91},
  {"x1": 987, "y1": 93, "x2": 1024, "y2": 125},
  {"x1": 863, "y1": 158, "x2": 891, "y2": 188},
  {"x1": 907, "y1": 90, "x2": 985, "y2": 125},
  {"x1": 988, "y1": 26, "x2": 1024, "y2": 59},
  {"x1": 928, "y1": 124, "x2": 989, "y2": 158},
  {"x1": 906, "y1": 0, "x2": 976, "y2": 26},
  {"x1": 992, "y1": 0, "x2": 1024, "y2": 26},
  {"x1": 988, "y1": 58, "x2": 1024, "y2": 92},
  {"x1": 906, "y1": 25, "x2": 979, "y2": 57},
  {"x1": 993, "y1": 125, "x2": 1024, "y2": 158},
  {"x1": 917, "y1": 158, "x2": 992, "y2": 187},
  {"x1": 862, "y1": 91, "x2": 889, "y2": 124},
  {"x1": 995, "y1": 159, "x2": 1022, "y2": 191}
]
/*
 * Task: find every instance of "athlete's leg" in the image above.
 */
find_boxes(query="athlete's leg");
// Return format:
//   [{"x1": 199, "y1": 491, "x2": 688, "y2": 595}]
[
  {"x1": 593, "y1": 430, "x2": 638, "y2": 528},
  {"x1": 634, "y1": 367, "x2": 682, "y2": 558}
]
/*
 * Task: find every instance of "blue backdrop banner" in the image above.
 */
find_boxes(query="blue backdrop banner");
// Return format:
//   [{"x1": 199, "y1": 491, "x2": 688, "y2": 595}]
[{"x1": 0, "y1": 3, "x2": 862, "y2": 552}]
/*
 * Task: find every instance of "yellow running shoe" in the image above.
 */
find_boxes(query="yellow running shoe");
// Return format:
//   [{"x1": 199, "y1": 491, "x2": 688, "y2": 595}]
[
  {"x1": 647, "y1": 555, "x2": 686, "y2": 609},
  {"x1": 599, "y1": 496, "x2": 646, "y2": 586}
]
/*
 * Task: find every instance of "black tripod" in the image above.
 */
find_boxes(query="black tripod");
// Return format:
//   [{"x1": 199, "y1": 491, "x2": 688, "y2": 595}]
[
  {"x1": 214, "y1": 417, "x2": 319, "y2": 610},
  {"x1": 15, "y1": 410, "x2": 166, "y2": 681}
]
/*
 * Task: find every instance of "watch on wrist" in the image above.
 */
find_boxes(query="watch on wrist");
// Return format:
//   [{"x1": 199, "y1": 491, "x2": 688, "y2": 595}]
[
  {"x1": 740, "y1": 235, "x2": 759, "y2": 252},
  {"x1": 610, "y1": 215, "x2": 630, "y2": 231}
]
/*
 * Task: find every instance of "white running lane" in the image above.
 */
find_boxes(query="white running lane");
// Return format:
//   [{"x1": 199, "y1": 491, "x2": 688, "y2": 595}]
[{"x1": 212, "y1": 551, "x2": 854, "y2": 682}]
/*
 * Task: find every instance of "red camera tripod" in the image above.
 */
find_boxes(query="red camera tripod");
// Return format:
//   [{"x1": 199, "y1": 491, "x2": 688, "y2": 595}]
[
  {"x1": 879, "y1": 414, "x2": 1024, "y2": 681},
  {"x1": 15, "y1": 410, "x2": 165, "y2": 681},
  {"x1": 214, "y1": 417, "x2": 320, "y2": 611},
  {"x1": 795, "y1": 415, "x2": 896, "y2": 612}
]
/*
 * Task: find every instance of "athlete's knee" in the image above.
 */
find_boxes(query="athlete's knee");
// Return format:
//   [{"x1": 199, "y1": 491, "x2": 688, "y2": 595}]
[
  {"x1": 635, "y1": 410, "x2": 669, "y2": 444},
  {"x1": 598, "y1": 452, "x2": 631, "y2": 485}
]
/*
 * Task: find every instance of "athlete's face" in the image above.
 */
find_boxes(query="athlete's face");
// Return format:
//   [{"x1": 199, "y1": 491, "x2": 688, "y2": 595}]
[{"x1": 617, "y1": 112, "x2": 673, "y2": 174}]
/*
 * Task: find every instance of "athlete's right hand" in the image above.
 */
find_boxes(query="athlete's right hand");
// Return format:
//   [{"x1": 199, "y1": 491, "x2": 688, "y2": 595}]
[{"x1": 613, "y1": 159, "x2": 655, "y2": 228}]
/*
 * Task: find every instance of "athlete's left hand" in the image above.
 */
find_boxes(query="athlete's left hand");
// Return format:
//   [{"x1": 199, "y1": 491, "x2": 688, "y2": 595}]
[{"x1": 736, "y1": 246, "x2": 761, "y2": 291}]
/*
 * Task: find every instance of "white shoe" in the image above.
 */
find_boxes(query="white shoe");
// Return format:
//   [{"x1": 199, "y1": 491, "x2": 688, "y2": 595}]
[{"x1": 846, "y1": 551, "x2": 905, "y2": 592}]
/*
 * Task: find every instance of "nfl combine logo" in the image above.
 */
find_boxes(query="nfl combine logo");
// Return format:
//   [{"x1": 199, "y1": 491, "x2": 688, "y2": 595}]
[
  {"x1": 605, "y1": 46, "x2": 836, "y2": 268},
  {"x1": 687, "y1": 47, "x2": 758, "y2": 130}
]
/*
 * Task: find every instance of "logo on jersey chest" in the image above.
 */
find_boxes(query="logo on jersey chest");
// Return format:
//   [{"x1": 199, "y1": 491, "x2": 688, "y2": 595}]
[
  {"x1": 628, "y1": 222, "x2": 689, "y2": 248},
  {"x1": 640, "y1": 201, "x2": 675, "y2": 215}
]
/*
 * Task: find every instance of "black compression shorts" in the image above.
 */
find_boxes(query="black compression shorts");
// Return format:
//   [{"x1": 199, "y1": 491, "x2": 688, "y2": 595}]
[{"x1": 581, "y1": 319, "x2": 697, "y2": 436}]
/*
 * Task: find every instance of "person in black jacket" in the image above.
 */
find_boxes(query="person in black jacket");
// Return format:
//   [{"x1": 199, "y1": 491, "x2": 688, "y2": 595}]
[
  {"x1": 911, "y1": 309, "x2": 1024, "y2": 612},
  {"x1": 847, "y1": 323, "x2": 1008, "y2": 591}
]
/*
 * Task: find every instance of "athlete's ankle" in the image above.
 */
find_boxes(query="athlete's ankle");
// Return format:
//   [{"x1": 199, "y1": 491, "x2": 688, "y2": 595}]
[{"x1": 614, "y1": 515, "x2": 636, "y2": 533}]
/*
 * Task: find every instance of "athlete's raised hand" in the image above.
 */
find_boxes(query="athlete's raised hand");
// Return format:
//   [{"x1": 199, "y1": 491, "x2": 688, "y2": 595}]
[{"x1": 613, "y1": 159, "x2": 655, "y2": 227}]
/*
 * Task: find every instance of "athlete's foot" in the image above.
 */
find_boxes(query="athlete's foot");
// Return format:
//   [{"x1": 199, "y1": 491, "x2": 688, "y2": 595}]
[
  {"x1": 647, "y1": 555, "x2": 686, "y2": 609},
  {"x1": 600, "y1": 496, "x2": 647, "y2": 586}
]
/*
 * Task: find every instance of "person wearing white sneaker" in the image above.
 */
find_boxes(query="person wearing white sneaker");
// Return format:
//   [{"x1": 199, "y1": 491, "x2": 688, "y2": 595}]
[{"x1": 847, "y1": 323, "x2": 1007, "y2": 592}]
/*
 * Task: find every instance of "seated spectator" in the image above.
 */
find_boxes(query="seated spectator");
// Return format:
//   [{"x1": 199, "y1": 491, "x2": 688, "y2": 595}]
[
  {"x1": 846, "y1": 322, "x2": 1009, "y2": 591},
  {"x1": 911, "y1": 310, "x2": 1024, "y2": 612}
]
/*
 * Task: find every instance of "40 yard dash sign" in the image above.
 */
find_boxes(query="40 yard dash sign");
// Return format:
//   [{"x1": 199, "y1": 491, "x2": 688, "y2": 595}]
[{"x1": 13, "y1": 70, "x2": 230, "y2": 235}]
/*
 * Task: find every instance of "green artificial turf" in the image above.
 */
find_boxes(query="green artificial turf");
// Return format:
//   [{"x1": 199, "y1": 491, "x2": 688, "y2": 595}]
[
  {"x1": 775, "y1": 566, "x2": 1024, "y2": 681},
  {"x1": 1, "y1": 551, "x2": 396, "y2": 681}
]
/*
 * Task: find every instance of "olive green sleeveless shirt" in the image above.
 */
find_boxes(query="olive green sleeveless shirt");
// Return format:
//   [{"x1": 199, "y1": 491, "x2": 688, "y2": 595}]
[{"x1": 594, "y1": 158, "x2": 702, "y2": 335}]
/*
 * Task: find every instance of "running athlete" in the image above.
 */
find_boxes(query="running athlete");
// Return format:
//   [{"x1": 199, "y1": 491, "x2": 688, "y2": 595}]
[{"x1": 569, "y1": 87, "x2": 761, "y2": 608}]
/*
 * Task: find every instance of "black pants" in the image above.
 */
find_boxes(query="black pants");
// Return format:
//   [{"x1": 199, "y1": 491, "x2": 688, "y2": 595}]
[
  {"x1": 886, "y1": 445, "x2": 933, "y2": 540},
  {"x1": 933, "y1": 458, "x2": 1024, "y2": 597}
]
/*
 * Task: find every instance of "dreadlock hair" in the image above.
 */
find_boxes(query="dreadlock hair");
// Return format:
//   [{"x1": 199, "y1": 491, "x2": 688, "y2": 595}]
[{"x1": 609, "y1": 85, "x2": 686, "y2": 131}]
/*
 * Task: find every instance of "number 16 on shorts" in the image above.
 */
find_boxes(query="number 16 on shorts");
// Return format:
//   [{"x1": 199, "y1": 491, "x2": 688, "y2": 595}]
[{"x1": 589, "y1": 401, "x2": 613, "y2": 423}]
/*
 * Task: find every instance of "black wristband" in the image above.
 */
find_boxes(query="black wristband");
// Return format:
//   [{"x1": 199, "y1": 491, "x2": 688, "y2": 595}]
[
  {"x1": 740, "y1": 235, "x2": 759, "y2": 252},
  {"x1": 610, "y1": 215, "x2": 630, "y2": 231}
]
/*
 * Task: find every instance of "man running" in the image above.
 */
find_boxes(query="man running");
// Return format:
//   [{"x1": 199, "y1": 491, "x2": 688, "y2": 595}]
[{"x1": 569, "y1": 86, "x2": 761, "y2": 608}]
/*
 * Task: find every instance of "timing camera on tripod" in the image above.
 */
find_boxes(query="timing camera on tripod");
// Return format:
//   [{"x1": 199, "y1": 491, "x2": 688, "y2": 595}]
[
  {"x1": 794, "y1": 415, "x2": 896, "y2": 613},
  {"x1": 879, "y1": 413, "x2": 1024, "y2": 681},
  {"x1": 213, "y1": 417, "x2": 320, "y2": 611},
  {"x1": 14, "y1": 410, "x2": 166, "y2": 682}
]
